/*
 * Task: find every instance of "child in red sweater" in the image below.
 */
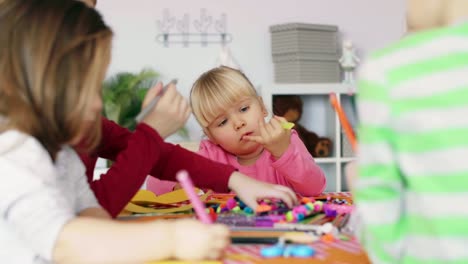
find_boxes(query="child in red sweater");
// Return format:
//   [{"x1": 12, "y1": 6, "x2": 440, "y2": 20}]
[{"x1": 79, "y1": 0, "x2": 297, "y2": 218}]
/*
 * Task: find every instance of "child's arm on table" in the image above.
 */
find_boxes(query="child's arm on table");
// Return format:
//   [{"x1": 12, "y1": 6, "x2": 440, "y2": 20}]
[
  {"x1": 227, "y1": 171, "x2": 297, "y2": 208},
  {"x1": 78, "y1": 207, "x2": 110, "y2": 219},
  {"x1": 53, "y1": 218, "x2": 229, "y2": 263},
  {"x1": 196, "y1": 139, "x2": 298, "y2": 208}
]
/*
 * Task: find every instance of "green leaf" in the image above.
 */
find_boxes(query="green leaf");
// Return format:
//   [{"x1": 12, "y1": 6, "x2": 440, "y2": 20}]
[{"x1": 102, "y1": 68, "x2": 160, "y2": 131}]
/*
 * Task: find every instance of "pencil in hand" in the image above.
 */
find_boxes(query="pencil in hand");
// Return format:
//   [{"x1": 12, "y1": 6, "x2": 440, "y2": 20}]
[
  {"x1": 135, "y1": 79, "x2": 178, "y2": 122},
  {"x1": 176, "y1": 170, "x2": 213, "y2": 224}
]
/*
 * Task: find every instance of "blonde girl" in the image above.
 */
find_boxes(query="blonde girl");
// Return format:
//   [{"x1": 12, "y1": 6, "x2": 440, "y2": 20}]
[{"x1": 190, "y1": 66, "x2": 326, "y2": 196}]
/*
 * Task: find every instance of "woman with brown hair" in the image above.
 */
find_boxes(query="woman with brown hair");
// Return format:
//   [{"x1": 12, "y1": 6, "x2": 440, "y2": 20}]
[{"x1": 0, "y1": 0, "x2": 230, "y2": 262}]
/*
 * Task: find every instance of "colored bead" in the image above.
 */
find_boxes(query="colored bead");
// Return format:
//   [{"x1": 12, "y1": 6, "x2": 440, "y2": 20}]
[
  {"x1": 237, "y1": 200, "x2": 246, "y2": 209},
  {"x1": 285, "y1": 211, "x2": 295, "y2": 222},
  {"x1": 295, "y1": 206, "x2": 308, "y2": 215},
  {"x1": 226, "y1": 198, "x2": 237, "y2": 210},
  {"x1": 324, "y1": 207, "x2": 337, "y2": 217},
  {"x1": 243, "y1": 207, "x2": 254, "y2": 214},
  {"x1": 314, "y1": 201, "x2": 324, "y2": 212},
  {"x1": 256, "y1": 204, "x2": 272, "y2": 213},
  {"x1": 295, "y1": 213, "x2": 305, "y2": 221},
  {"x1": 305, "y1": 202, "x2": 314, "y2": 211}
]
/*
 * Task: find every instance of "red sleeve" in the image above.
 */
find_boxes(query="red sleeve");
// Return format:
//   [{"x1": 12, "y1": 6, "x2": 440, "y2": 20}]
[
  {"x1": 87, "y1": 118, "x2": 234, "y2": 218},
  {"x1": 153, "y1": 143, "x2": 233, "y2": 193},
  {"x1": 94, "y1": 118, "x2": 132, "y2": 161}
]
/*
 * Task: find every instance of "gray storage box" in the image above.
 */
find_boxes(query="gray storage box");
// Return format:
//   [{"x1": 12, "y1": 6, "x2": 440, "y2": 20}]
[
  {"x1": 273, "y1": 53, "x2": 340, "y2": 83},
  {"x1": 270, "y1": 23, "x2": 339, "y2": 55},
  {"x1": 270, "y1": 23, "x2": 340, "y2": 83}
]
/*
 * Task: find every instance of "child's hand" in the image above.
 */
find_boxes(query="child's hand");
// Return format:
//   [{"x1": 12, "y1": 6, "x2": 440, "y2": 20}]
[
  {"x1": 141, "y1": 82, "x2": 191, "y2": 138},
  {"x1": 228, "y1": 171, "x2": 298, "y2": 208},
  {"x1": 344, "y1": 161, "x2": 358, "y2": 192},
  {"x1": 172, "y1": 183, "x2": 182, "y2": 191},
  {"x1": 172, "y1": 219, "x2": 230, "y2": 260},
  {"x1": 244, "y1": 116, "x2": 291, "y2": 159}
]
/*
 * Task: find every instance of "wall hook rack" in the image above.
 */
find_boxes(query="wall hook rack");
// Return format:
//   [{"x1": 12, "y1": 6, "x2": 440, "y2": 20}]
[{"x1": 156, "y1": 8, "x2": 233, "y2": 47}]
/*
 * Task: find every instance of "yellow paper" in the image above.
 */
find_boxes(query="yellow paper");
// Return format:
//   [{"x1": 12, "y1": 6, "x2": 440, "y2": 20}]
[
  {"x1": 281, "y1": 121, "x2": 295, "y2": 130},
  {"x1": 124, "y1": 189, "x2": 212, "y2": 214},
  {"x1": 131, "y1": 189, "x2": 201, "y2": 205},
  {"x1": 124, "y1": 202, "x2": 195, "y2": 214}
]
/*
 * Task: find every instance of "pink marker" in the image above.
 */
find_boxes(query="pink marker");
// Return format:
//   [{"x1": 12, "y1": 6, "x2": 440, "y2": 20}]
[{"x1": 176, "y1": 170, "x2": 213, "y2": 224}]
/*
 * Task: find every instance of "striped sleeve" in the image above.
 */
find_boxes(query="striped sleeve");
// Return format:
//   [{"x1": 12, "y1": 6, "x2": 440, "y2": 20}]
[{"x1": 355, "y1": 61, "x2": 404, "y2": 264}]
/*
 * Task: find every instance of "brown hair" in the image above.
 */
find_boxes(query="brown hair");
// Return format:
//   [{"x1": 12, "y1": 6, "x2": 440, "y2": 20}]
[
  {"x1": 190, "y1": 66, "x2": 259, "y2": 128},
  {"x1": 0, "y1": 0, "x2": 113, "y2": 158}
]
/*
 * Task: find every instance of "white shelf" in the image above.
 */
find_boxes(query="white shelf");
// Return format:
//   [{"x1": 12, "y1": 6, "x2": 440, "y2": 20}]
[
  {"x1": 267, "y1": 83, "x2": 355, "y2": 95},
  {"x1": 315, "y1": 157, "x2": 337, "y2": 164},
  {"x1": 265, "y1": 82, "x2": 356, "y2": 192},
  {"x1": 340, "y1": 157, "x2": 356, "y2": 162}
]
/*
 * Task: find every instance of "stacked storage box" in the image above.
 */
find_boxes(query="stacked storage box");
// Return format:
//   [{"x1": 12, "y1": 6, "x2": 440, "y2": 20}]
[{"x1": 270, "y1": 23, "x2": 340, "y2": 83}]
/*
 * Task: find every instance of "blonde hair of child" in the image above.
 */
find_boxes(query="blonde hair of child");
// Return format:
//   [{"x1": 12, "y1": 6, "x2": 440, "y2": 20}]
[
  {"x1": 0, "y1": 0, "x2": 112, "y2": 159},
  {"x1": 407, "y1": 0, "x2": 468, "y2": 32},
  {"x1": 191, "y1": 66, "x2": 259, "y2": 128}
]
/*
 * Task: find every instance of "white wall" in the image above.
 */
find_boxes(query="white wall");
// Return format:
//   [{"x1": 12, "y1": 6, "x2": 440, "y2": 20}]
[{"x1": 96, "y1": 0, "x2": 406, "y2": 140}]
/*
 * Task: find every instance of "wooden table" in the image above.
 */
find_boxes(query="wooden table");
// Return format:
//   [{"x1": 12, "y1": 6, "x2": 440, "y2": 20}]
[{"x1": 224, "y1": 238, "x2": 370, "y2": 264}]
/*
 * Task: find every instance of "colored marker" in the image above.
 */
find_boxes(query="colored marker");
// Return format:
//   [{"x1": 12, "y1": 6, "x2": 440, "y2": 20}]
[
  {"x1": 329, "y1": 93, "x2": 357, "y2": 151},
  {"x1": 176, "y1": 170, "x2": 213, "y2": 224},
  {"x1": 135, "y1": 79, "x2": 178, "y2": 122},
  {"x1": 281, "y1": 121, "x2": 295, "y2": 130}
]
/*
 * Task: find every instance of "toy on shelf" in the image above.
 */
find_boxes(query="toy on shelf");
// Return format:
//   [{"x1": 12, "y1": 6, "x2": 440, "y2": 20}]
[
  {"x1": 339, "y1": 40, "x2": 360, "y2": 84},
  {"x1": 273, "y1": 95, "x2": 333, "y2": 157}
]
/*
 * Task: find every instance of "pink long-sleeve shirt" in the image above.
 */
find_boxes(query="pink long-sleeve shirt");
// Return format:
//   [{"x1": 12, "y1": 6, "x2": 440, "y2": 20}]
[{"x1": 198, "y1": 130, "x2": 326, "y2": 196}]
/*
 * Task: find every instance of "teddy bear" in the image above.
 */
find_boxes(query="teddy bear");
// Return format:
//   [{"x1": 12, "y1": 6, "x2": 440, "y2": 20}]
[{"x1": 273, "y1": 95, "x2": 333, "y2": 158}]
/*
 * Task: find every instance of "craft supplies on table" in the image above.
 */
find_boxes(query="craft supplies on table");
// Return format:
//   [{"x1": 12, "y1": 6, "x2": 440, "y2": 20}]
[{"x1": 121, "y1": 190, "x2": 368, "y2": 263}]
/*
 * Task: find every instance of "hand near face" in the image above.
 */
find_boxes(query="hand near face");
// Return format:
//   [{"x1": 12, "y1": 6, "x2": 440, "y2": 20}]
[{"x1": 243, "y1": 115, "x2": 291, "y2": 159}]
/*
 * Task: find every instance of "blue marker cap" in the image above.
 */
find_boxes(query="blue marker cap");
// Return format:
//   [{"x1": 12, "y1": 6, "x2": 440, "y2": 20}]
[{"x1": 260, "y1": 246, "x2": 284, "y2": 258}]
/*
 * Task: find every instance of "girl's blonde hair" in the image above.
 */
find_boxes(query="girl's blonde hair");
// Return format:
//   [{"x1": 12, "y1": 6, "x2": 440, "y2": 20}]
[
  {"x1": 0, "y1": 0, "x2": 113, "y2": 158},
  {"x1": 191, "y1": 66, "x2": 258, "y2": 127}
]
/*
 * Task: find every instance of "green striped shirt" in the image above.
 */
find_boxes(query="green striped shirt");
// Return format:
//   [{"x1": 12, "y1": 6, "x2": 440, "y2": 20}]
[{"x1": 355, "y1": 22, "x2": 468, "y2": 264}]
